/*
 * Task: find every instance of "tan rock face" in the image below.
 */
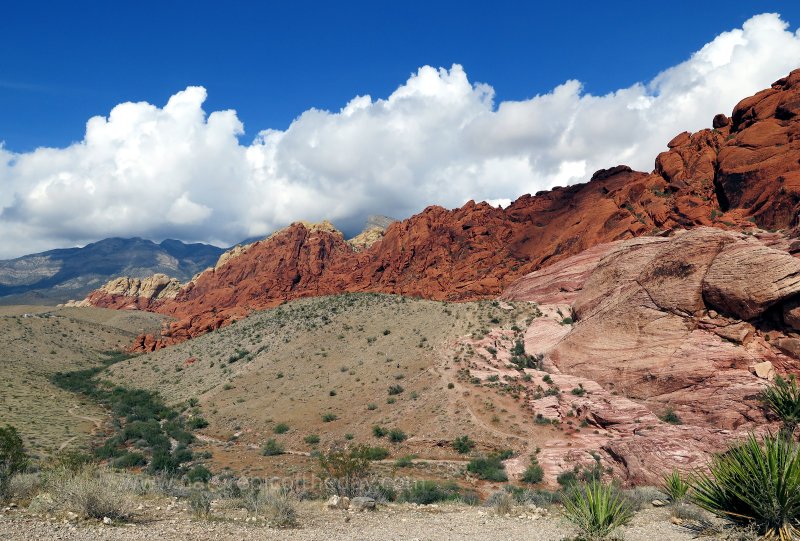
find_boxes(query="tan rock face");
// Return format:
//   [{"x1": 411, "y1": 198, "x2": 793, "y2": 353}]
[
  {"x1": 83, "y1": 273, "x2": 182, "y2": 310},
  {"x1": 702, "y1": 241, "x2": 800, "y2": 320}
]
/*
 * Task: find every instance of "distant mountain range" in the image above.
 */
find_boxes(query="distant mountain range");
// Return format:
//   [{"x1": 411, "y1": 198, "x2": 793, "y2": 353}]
[{"x1": 0, "y1": 237, "x2": 225, "y2": 305}]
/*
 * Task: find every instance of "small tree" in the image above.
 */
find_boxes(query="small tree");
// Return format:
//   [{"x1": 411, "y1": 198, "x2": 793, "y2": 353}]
[
  {"x1": 0, "y1": 425, "x2": 28, "y2": 500},
  {"x1": 760, "y1": 375, "x2": 800, "y2": 438},
  {"x1": 318, "y1": 444, "x2": 372, "y2": 497}
]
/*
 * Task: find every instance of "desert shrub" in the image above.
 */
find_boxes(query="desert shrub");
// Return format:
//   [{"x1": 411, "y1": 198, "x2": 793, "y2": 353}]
[
  {"x1": 273, "y1": 423, "x2": 289, "y2": 434},
  {"x1": 0, "y1": 425, "x2": 28, "y2": 501},
  {"x1": 49, "y1": 466, "x2": 132, "y2": 520},
  {"x1": 7, "y1": 473, "x2": 40, "y2": 504},
  {"x1": 557, "y1": 470, "x2": 579, "y2": 488},
  {"x1": 467, "y1": 454, "x2": 508, "y2": 482},
  {"x1": 521, "y1": 457, "x2": 544, "y2": 484},
  {"x1": 372, "y1": 425, "x2": 387, "y2": 438},
  {"x1": 401, "y1": 480, "x2": 461, "y2": 504},
  {"x1": 691, "y1": 433, "x2": 800, "y2": 539},
  {"x1": 242, "y1": 486, "x2": 297, "y2": 527},
  {"x1": 452, "y1": 435, "x2": 475, "y2": 454},
  {"x1": 670, "y1": 501, "x2": 706, "y2": 522},
  {"x1": 186, "y1": 465, "x2": 212, "y2": 484},
  {"x1": 359, "y1": 480, "x2": 397, "y2": 503},
  {"x1": 621, "y1": 486, "x2": 665, "y2": 510},
  {"x1": 760, "y1": 375, "x2": 800, "y2": 438},
  {"x1": 562, "y1": 481, "x2": 634, "y2": 540},
  {"x1": 660, "y1": 407, "x2": 682, "y2": 425},
  {"x1": 261, "y1": 439, "x2": 285, "y2": 456},
  {"x1": 662, "y1": 470, "x2": 690, "y2": 502},
  {"x1": 188, "y1": 488, "x2": 212, "y2": 517},
  {"x1": 304, "y1": 434, "x2": 321, "y2": 445},
  {"x1": 394, "y1": 455, "x2": 414, "y2": 468},
  {"x1": 50, "y1": 449, "x2": 93, "y2": 473},
  {"x1": 388, "y1": 429, "x2": 407, "y2": 443},
  {"x1": 113, "y1": 452, "x2": 147, "y2": 469},
  {"x1": 186, "y1": 416, "x2": 209, "y2": 430},
  {"x1": 387, "y1": 384, "x2": 404, "y2": 395},
  {"x1": 513, "y1": 487, "x2": 562, "y2": 507},
  {"x1": 361, "y1": 446, "x2": 390, "y2": 461},
  {"x1": 571, "y1": 384, "x2": 587, "y2": 396},
  {"x1": 321, "y1": 413, "x2": 337, "y2": 423},
  {"x1": 489, "y1": 491, "x2": 515, "y2": 515},
  {"x1": 318, "y1": 445, "x2": 372, "y2": 497}
]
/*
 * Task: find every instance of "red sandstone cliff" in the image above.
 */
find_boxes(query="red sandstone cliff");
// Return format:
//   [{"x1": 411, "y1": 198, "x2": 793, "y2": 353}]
[{"x1": 85, "y1": 69, "x2": 800, "y2": 351}]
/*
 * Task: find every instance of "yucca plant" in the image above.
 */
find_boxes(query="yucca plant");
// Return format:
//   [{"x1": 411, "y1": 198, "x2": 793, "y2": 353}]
[
  {"x1": 562, "y1": 480, "x2": 634, "y2": 540},
  {"x1": 661, "y1": 470, "x2": 690, "y2": 503},
  {"x1": 691, "y1": 433, "x2": 800, "y2": 540},
  {"x1": 760, "y1": 375, "x2": 800, "y2": 439}
]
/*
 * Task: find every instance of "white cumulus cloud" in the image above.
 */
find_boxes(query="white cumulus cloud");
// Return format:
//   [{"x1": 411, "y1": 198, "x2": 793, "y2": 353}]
[{"x1": 1, "y1": 13, "x2": 799, "y2": 259}]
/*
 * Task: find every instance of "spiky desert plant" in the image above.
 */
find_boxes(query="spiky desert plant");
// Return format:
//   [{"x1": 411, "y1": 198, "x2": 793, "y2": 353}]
[
  {"x1": 691, "y1": 433, "x2": 800, "y2": 540},
  {"x1": 661, "y1": 470, "x2": 690, "y2": 503},
  {"x1": 562, "y1": 480, "x2": 634, "y2": 540},
  {"x1": 760, "y1": 375, "x2": 800, "y2": 439}
]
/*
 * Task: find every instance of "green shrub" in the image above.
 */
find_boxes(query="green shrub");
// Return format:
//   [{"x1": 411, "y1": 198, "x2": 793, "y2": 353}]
[
  {"x1": 691, "y1": 433, "x2": 800, "y2": 539},
  {"x1": 304, "y1": 434, "x2": 321, "y2": 445},
  {"x1": 521, "y1": 457, "x2": 544, "y2": 484},
  {"x1": 361, "y1": 446, "x2": 390, "y2": 461},
  {"x1": 388, "y1": 384, "x2": 404, "y2": 395},
  {"x1": 661, "y1": 470, "x2": 690, "y2": 503},
  {"x1": 261, "y1": 439, "x2": 285, "y2": 456},
  {"x1": 372, "y1": 425, "x2": 387, "y2": 438},
  {"x1": 401, "y1": 480, "x2": 461, "y2": 504},
  {"x1": 273, "y1": 423, "x2": 289, "y2": 434},
  {"x1": 571, "y1": 384, "x2": 587, "y2": 396},
  {"x1": 563, "y1": 481, "x2": 634, "y2": 540},
  {"x1": 452, "y1": 435, "x2": 476, "y2": 454},
  {"x1": 318, "y1": 445, "x2": 373, "y2": 497},
  {"x1": 321, "y1": 413, "x2": 338, "y2": 423},
  {"x1": 0, "y1": 425, "x2": 28, "y2": 501},
  {"x1": 388, "y1": 429, "x2": 407, "y2": 443},
  {"x1": 660, "y1": 408, "x2": 682, "y2": 425},
  {"x1": 395, "y1": 455, "x2": 414, "y2": 468},
  {"x1": 113, "y1": 452, "x2": 146, "y2": 469},
  {"x1": 467, "y1": 455, "x2": 508, "y2": 482},
  {"x1": 760, "y1": 375, "x2": 800, "y2": 437},
  {"x1": 186, "y1": 465, "x2": 212, "y2": 484},
  {"x1": 187, "y1": 417, "x2": 209, "y2": 429}
]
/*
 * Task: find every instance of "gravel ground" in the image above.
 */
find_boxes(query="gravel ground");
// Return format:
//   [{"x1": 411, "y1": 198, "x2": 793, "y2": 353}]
[{"x1": 0, "y1": 503, "x2": 699, "y2": 541}]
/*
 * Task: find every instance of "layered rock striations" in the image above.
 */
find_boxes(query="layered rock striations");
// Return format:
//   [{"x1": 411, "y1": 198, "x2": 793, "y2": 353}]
[{"x1": 501, "y1": 227, "x2": 800, "y2": 483}]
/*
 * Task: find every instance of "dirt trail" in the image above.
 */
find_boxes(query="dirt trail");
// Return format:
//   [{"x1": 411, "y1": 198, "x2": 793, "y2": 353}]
[{"x1": 58, "y1": 404, "x2": 104, "y2": 452}]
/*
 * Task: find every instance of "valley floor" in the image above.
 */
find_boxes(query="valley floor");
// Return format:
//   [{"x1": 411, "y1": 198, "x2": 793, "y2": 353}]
[{"x1": 0, "y1": 502, "x2": 696, "y2": 541}]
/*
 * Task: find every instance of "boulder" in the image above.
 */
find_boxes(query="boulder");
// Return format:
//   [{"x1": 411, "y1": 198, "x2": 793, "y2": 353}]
[
  {"x1": 350, "y1": 497, "x2": 376, "y2": 511},
  {"x1": 752, "y1": 361, "x2": 776, "y2": 380},
  {"x1": 703, "y1": 241, "x2": 800, "y2": 320},
  {"x1": 325, "y1": 495, "x2": 350, "y2": 510}
]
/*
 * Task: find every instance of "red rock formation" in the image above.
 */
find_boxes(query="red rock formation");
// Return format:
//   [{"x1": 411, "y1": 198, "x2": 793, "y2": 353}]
[{"x1": 85, "y1": 69, "x2": 800, "y2": 350}]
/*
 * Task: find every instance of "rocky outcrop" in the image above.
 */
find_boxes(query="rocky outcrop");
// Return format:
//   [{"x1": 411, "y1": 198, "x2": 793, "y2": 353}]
[
  {"x1": 502, "y1": 227, "x2": 800, "y2": 484},
  {"x1": 76, "y1": 274, "x2": 183, "y2": 310},
  {"x1": 83, "y1": 69, "x2": 800, "y2": 351}
]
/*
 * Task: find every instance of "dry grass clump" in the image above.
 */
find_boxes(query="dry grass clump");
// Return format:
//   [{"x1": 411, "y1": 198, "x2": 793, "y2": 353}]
[
  {"x1": 43, "y1": 465, "x2": 132, "y2": 520},
  {"x1": 7, "y1": 473, "x2": 40, "y2": 505},
  {"x1": 241, "y1": 486, "x2": 297, "y2": 528}
]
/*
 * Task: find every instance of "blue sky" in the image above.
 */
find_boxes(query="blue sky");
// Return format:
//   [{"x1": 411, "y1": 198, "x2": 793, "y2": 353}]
[
  {"x1": 2, "y1": 1, "x2": 798, "y2": 151},
  {"x1": 2, "y1": 3, "x2": 800, "y2": 258}
]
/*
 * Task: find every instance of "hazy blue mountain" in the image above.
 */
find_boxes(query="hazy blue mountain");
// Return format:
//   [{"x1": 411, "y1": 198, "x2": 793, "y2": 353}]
[{"x1": 0, "y1": 237, "x2": 224, "y2": 305}]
